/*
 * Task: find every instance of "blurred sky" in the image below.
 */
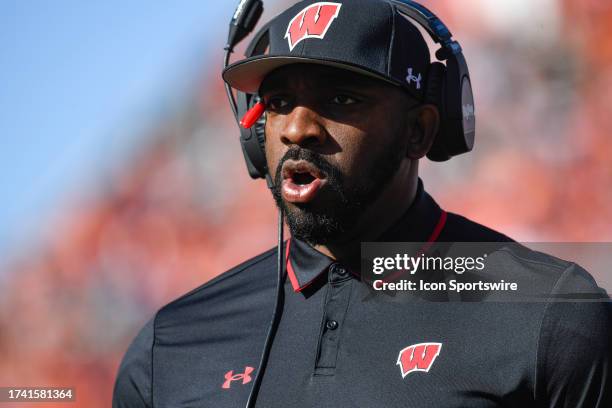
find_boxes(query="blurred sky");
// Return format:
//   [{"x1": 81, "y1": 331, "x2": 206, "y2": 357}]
[{"x1": 0, "y1": 1, "x2": 232, "y2": 258}]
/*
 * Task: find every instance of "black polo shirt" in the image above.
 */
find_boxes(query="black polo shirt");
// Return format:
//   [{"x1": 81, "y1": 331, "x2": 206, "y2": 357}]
[{"x1": 113, "y1": 180, "x2": 612, "y2": 407}]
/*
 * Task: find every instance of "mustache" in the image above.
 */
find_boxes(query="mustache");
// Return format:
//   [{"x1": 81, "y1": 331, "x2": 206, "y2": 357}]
[{"x1": 274, "y1": 147, "x2": 342, "y2": 186}]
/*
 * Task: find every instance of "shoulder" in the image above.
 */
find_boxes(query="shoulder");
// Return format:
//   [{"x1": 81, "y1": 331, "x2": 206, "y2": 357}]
[
  {"x1": 432, "y1": 208, "x2": 612, "y2": 404},
  {"x1": 438, "y1": 211, "x2": 605, "y2": 295},
  {"x1": 487, "y1": 244, "x2": 598, "y2": 294},
  {"x1": 112, "y1": 246, "x2": 278, "y2": 407},
  {"x1": 113, "y1": 317, "x2": 154, "y2": 407},
  {"x1": 160, "y1": 245, "x2": 278, "y2": 313},
  {"x1": 439, "y1": 211, "x2": 514, "y2": 242},
  {"x1": 533, "y1": 261, "x2": 612, "y2": 405},
  {"x1": 478, "y1": 243, "x2": 611, "y2": 404}
]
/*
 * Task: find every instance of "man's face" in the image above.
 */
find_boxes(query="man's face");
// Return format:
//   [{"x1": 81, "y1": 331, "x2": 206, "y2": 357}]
[{"x1": 260, "y1": 64, "x2": 419, "y2": 245}]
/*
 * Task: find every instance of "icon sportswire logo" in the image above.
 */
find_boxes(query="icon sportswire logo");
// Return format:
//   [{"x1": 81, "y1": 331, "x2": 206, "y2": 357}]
[
  {"x1": 285, "y1": 2, "x2": 342, "y2": 51},
  {"x1": 396, "y1": 342, "x2": 442, "y2": 378}
]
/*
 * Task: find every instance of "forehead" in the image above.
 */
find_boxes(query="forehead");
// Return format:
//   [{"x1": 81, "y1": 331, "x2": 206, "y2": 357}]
[{"x1": 259, "y1": 63, "x2": 398, "y2": 95}]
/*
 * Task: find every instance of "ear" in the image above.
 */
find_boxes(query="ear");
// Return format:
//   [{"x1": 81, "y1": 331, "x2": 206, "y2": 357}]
[{"x1": 406, "y1": 104, "x2": 439, "y2": 159}]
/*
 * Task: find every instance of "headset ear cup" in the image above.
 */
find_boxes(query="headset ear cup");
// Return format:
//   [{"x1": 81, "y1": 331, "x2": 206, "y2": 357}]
[
  {"x1": 248, "y1": 94, "x2": 269, "y2": 175},
  {"x1": 233, "y1": 25, "x2": 271, "y2": 180},
  {"x1": 253, "y1": 99, "x2": 267, "y2": 158},
  {"x1": 425, "y1": 62, "x2": 451, "y2": 161},
  {"x1": 237, "y1": 92, "x2": 269, "y2": 179}
]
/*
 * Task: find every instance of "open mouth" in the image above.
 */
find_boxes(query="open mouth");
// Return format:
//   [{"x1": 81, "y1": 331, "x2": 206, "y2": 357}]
[
  {"x1": 292, "y1": 172, "x2": 316, "y2": 185},
  {"x1": 280, "y1": 160, "x2": 327, "y2": 203}
]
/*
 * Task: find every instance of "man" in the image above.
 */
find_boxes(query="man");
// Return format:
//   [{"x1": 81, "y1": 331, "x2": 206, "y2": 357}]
[{"x1": 113, "y1": 0, "x2": 611, "y2": 407}]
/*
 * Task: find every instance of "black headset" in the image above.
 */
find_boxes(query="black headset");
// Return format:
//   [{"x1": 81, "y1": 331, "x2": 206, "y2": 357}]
[
  {"x1": 224, "y1": 0, "x2": 476, "y2": 183},
  {"x1": 222, "y1": 1, "x2": 474, "y2": 406}
]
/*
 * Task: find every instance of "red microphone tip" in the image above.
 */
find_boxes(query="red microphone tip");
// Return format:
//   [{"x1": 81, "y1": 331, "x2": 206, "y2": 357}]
[{"x1": 240, "y1": 101, "x2": 266, "y2": 129}]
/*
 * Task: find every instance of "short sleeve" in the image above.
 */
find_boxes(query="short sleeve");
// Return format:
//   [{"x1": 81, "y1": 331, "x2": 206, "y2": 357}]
[
  {"x1": 112, "y1": 317, "x2": 155, "y2": 408},
  {"x1": 535, "y1": 263, "x2": 612, "y2": 407}
]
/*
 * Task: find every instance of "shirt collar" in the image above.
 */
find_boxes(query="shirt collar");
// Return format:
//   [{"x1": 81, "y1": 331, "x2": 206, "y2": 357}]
[{"x1": 285, "y1": 178, "x2": 446, "y2": 292}]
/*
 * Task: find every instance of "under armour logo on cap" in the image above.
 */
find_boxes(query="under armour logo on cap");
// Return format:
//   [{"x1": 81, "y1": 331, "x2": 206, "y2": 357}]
[
  {"x1": 406, "y1": 67, "x2": 422, "y2": 90},
  {"x1": 284, "y1": 2, "x2": 342, "y2": 51}
]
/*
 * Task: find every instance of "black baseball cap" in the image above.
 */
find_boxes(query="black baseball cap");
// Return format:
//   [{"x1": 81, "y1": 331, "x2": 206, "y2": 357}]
[{"x1": 222, "y1": 0, "x2": 431, "y2": 100}]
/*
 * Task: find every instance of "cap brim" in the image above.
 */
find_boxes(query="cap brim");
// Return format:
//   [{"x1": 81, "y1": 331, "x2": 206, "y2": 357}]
[{"x1": 222, "y1": 55, "x2": 400, "y2": 94}]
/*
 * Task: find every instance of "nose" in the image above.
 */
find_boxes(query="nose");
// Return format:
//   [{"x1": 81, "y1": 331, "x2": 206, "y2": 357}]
[{"x1": 280, "y1": 105, "x2": 327, "y2": 148}]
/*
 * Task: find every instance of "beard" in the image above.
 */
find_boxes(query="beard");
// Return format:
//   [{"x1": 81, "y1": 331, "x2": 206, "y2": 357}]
[{"x1": 271, "y1": 140, "x2": 405, "y2": 246}]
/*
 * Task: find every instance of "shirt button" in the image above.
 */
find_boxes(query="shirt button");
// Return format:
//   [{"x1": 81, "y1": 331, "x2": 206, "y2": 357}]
[
  {"x1": 326, "y1": 320, "x2": 339, "y2": 330},
  {"x1": 330, "y1": 263, "x2": 348, "y2": 277}
]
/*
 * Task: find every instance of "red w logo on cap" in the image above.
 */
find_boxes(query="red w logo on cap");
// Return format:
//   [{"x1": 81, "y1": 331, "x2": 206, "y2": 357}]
[
  {"x1": 396, "y1": 342, "x2": 442, "y2": 378},
  {"x1": 284, "y1": 2, "x2": 342, "y2": 51}
]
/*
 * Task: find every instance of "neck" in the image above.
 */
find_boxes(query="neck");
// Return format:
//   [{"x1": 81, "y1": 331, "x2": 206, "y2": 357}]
[{"x1": 314, "y1": 160, "x2": 419, "y2": 271}]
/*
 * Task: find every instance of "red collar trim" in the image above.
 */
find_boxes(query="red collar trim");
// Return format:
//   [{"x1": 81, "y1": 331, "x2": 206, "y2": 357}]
[
  {"x1": 285, "y1": 240, "x2": 302, "y2": 292},
  {"x1": 285, "y1": 239, "x2": 323, "y2": 293},
  {"x1": 285, "y1": 210, "x2": 448, "y2": 293},
  {"x1": 425, "y1": 209, "x2": 447, "y2": 245}
]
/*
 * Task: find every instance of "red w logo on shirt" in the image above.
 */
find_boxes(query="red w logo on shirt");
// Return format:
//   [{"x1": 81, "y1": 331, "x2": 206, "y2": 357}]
[
  {"x1": 284, "y1": 2, "x2": 342, "y2": 51},
  {"x1": 396, "y1": 342, "x2": 442, "y2": 378}
]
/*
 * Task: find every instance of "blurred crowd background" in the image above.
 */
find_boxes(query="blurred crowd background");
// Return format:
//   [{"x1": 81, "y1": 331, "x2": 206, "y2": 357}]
[{"x1": 1, "y1": 0, "x2": 611, "y2": 406}]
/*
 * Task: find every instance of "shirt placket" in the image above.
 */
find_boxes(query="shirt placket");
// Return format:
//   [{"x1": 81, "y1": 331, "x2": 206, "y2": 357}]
[{"x1": 313, "y1": 262, "x2": 352, "y2": 376}]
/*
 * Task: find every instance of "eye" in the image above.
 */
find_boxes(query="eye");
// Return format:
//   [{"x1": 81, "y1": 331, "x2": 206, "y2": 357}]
[
  {"x1": 330, "y1": 94, "x2": 359, "y2": 105},
  {"x1": 265, "y1": 96, "x2": 289, "y2": 111}
]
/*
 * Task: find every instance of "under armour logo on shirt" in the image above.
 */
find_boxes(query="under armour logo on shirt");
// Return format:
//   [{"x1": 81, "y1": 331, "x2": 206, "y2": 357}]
[
  {"x1": 406, "y1": 67, "x2": 422, "y2": 89},
  {"x1": 222, "y1": 366, "x2": 254, "y2": 389}
]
